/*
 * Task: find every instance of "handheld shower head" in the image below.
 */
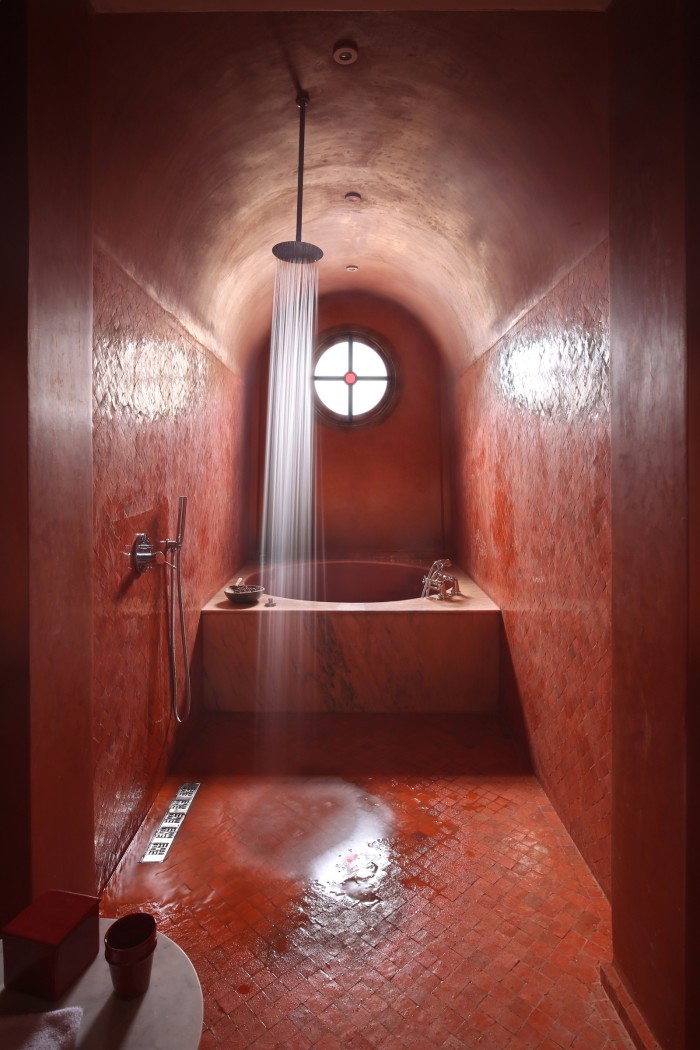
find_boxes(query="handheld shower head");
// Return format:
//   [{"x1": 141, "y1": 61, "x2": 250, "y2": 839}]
[{"x1": 176, "y1": 496, "x2": 187, "y2": 547}]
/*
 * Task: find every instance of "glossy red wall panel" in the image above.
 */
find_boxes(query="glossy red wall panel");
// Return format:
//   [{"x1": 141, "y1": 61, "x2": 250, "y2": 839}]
[
  {"x1": 1, "y1": 1, "x2": 32, "y2": 925},
  {"x1": 26, "y1": 0, "x2": 96, "y2": 904},
  {"x1": 454, "y1": 243, "x2": 612, "y2": 895},
  {"x1": 608, "y1": 1, "x2": 690, "y2": 1046},
  {"x1": 92, "y1": 249, "x2": 245, "y2": 889}
]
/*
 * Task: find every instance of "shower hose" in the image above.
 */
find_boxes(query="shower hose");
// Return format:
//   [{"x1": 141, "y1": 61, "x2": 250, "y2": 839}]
[{"x1": 167, "y1": 496, "x2": 191, "y2": 723}]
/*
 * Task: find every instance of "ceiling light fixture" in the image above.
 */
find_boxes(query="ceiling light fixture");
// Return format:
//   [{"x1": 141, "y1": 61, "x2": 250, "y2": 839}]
[
  {"x1": 345, "y1": 191, "x2": 362, "y2": 203},
  {"x1": 333, "y1": 40, "x2": 358, "y2": 65},
  {"x1": 346, "y1": 265, "x2": 359, "y2": 272}
]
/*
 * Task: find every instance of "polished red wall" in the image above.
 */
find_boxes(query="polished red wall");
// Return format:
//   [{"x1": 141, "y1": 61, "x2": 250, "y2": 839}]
[
  {"x1": 0, "y1": 0, "x2": 97, "y2": 924},
  {"x1": 607, "y1": 1, "x2": 694, "y2": 1047},
  {"x1": 1, "y1": 0, "x2": 32, "y2": 926},
  {"x1": 454, "y1": 242, "x2": 612, "y2": 895},
  {"x1": 306, "y1": 292, "x2": 444, "y2": 557},
  {"x1": 92, "y1": 248, "x2": 245, "y2": 889},
  {"x1": 2, "y1": 0, "x2": 98, "y2": 926},
  {"x1": 27, "y1": 0, "x2": 96, "y2": 904}
]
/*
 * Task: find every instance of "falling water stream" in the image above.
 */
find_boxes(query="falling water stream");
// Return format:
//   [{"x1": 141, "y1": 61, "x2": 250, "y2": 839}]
[
  {"x1": 257, "y1": 257, "x2": 319, "y2": 733},
  {"x1": 261, "y1": 257, "x2": 319, "y2": 595}
]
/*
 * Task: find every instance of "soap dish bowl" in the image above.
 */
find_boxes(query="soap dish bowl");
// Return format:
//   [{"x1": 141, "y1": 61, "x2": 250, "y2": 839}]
[{"x1": 224, "y1": 584, "x2": 265, "y2": 605}]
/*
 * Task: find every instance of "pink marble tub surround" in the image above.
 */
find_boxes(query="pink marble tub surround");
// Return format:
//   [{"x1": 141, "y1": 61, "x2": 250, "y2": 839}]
[{"x1": 201, "y1": 559, "x2": 500, "y2": 713}]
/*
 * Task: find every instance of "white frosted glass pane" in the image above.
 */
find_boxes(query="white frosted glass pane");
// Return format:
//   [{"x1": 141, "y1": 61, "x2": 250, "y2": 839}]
[
  {"x1": 315, "y1": 380, "x2": 349, "y2": 415},
  {"x1": 352, "y1": 342, "x2": 387, "y2": 377},
  {"x1": 315, "y1": 343, "x2": 349, "y2": 377},
  {"x1": 352, "y1": 380, "x2": 388, "y2": 416}
]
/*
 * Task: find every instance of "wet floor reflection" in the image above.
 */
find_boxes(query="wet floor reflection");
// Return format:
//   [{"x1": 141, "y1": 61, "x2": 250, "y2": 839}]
[
  {"x1": 100, "y1": 715, "x2": 631, "y2": 1049},
  {"x1": 232, "y1": 778, "x2": 394, "y2": 901}
]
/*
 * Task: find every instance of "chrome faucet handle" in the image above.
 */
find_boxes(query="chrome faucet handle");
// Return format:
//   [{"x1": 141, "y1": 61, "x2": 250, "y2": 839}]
[
  {"x1": 132, "y1": 533, "x2": 156, "y2": 574},
  {"x1": 424, "y1": 558, "x2": 447, "y2": 581},
  {"x1": 440, "y1": 572, "x2": 457, "y2": 599},
  {"x1": 132, "y1": 533, "x2": 167, "y2": 573}
]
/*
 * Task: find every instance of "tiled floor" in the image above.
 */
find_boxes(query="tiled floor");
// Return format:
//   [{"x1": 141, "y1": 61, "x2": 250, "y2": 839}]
[{"x1": 102, "y1": 714, "x2": 632, "y2": 1049}]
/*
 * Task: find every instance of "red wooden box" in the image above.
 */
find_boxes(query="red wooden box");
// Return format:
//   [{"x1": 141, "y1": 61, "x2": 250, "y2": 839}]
[{"x1": 1, "y1": 890, "x2": 99, "y2": 1000}]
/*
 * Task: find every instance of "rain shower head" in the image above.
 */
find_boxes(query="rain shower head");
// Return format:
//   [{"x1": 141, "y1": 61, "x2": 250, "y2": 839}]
[
  {"x1": 272, "y1": 92, "x2": 323, "y2": 263},
  {"x1": 272, "y1": 240, "x2": 323, "y2": 264}
]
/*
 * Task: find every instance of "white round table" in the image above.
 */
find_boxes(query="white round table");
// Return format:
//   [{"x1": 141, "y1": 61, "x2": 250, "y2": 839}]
[{"x1": 0, "y1": 918, "x2": 203, "y2": 1049}]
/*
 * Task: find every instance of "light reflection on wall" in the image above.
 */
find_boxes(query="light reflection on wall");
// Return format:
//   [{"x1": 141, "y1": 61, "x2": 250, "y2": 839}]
[
  {"x1": 94, "y1": 333, "x2": 208, "y2": 422},
  {"x1": 498, "y1": 319, "x2": 609, "y2": 421},
  {"x1": 458, "y1": 242, "x2": 612, "y2": 892}
]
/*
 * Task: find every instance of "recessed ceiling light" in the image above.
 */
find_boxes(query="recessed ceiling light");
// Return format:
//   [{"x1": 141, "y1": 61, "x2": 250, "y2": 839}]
[
  {"x1": 333, "y1": 40, "x2": 358, "y2": 65},
  {"x1": 346, "y1": 265, "x2": 359, "y2": 272},
  {"x1": 345, "y1": 191, "x2": 362, "y2": 203}
]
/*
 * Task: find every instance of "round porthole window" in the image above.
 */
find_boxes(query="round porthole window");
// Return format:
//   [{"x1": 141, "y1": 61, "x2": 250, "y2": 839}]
[{"x1": 314, "y1": 332, "x2": 394, "y2": 424}]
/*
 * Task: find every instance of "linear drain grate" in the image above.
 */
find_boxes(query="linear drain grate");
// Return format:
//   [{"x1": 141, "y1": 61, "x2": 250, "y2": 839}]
[{"x1": 141, "y1": 782, "x2": 200, "y2": 863}]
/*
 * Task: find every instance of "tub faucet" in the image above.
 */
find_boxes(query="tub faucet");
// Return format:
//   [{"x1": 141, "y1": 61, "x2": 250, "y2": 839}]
[{"x1": 421, "y1": 558, "x2": 460, "y2": 600}]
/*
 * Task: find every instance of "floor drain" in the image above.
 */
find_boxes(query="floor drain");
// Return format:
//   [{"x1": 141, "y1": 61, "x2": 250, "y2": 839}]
[{"x1": 141, "y1": 782, "x2": 200, "y2": 863}]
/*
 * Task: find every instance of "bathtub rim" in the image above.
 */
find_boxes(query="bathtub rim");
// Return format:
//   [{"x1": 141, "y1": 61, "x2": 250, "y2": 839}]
[{"x1": 203, "y1": 557, "x2": 499, "y2": 613}]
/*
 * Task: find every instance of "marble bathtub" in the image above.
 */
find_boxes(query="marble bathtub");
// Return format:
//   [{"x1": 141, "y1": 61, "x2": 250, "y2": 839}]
[{"x1": 201, "y1": 559, "x2": 501, "y2": 713}]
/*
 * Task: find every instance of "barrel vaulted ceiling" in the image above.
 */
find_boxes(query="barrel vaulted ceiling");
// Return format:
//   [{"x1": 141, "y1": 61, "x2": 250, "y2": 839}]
[{"x1": 91, "y1": 3, "x2": 608, "y2": 376}]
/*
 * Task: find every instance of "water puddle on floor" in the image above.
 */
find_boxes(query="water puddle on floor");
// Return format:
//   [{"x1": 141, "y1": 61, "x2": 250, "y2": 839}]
[
  {"x1": 231, "y1": 778, "x2": 395, "y2": 903},
  {"x1": 103, "y1": 770, "x2": 458, "y2": 969}
]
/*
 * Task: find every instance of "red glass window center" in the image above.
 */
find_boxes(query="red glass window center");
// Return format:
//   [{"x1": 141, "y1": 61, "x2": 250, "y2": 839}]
[{"x1": 344, "y1": 371, "x2": 357, "y2": 386}]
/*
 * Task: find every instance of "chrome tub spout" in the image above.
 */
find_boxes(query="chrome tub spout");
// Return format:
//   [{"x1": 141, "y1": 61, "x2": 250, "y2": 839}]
[{"x1": 421, "y1": 558, "x2": 460, "y2": 600}]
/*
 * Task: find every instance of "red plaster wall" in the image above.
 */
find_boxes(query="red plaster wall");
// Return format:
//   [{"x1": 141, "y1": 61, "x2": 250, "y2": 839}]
[
  {"x1": 688, "y1": 14, "x2": 700, "y2": 1044},
  {"x1": 2, "y1": 0, "x2": 96, "y2": 925},
  {"x1": 18, "y1": 0, "x2": 96, "y2": 911},
  {"x1": 453, "y1": 243, "x2": 612, "y2": 895},
  {"x1": 1, "y1": 0, "x2": 32, "y2": 926},
  {"x1": 91, "y1": 12, "x2": 607, "y2": 383},
  {"x1": 608, "y1": 1, "x2": 692, "y2": 1046},
  {"x1": 92, "y1": 249, "x2": 245, "y2": 889},
  {"x1": 252, "y1": 291, "x2": 445, "y2": 559},
  {"x1": 316, "y1": 294, "x2": 445, "y2": 556}
]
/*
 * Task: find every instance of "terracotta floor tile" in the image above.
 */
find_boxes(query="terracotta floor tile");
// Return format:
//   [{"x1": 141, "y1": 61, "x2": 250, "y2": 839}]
[{"x1": 101, "y1": 714, "x2": 631, "y2": 1049}]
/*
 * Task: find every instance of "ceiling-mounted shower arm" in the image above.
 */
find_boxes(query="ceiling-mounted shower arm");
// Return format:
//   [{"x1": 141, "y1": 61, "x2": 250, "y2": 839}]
[
  {"x1": 272, "y1": 93, "x2": 323, "y2": 264},
  {"x1": 295, "y1": 93, "x2": 309, "y2": 244}
]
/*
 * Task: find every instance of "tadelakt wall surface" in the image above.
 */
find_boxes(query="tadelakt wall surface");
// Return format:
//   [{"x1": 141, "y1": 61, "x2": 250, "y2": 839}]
[
  {"x1": 454, "y1": 242, "x2": 612, "y2": 896},
  {"x1": 250, "y1": 291, "x2": 447, "y2": 560},
  {"x1": 605, "y1": 0, "x2": 696, "y2": 1046},
  {"x1": 91, "y1": 248, "x2": 245, "y2": 888},
  {"x1": 0, "y1": 0, "x2": 96, "y2": 924}
]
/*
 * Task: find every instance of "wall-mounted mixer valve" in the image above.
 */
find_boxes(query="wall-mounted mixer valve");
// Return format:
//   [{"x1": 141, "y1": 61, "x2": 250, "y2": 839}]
[{"x1": 131, "y1": 532, "x2": 165, "y2": 574}]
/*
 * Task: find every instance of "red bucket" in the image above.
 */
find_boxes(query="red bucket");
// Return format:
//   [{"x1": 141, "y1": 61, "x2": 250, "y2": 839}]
[{"x1": 104, "y1": 913, "x2": 157, "y2": 999}]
